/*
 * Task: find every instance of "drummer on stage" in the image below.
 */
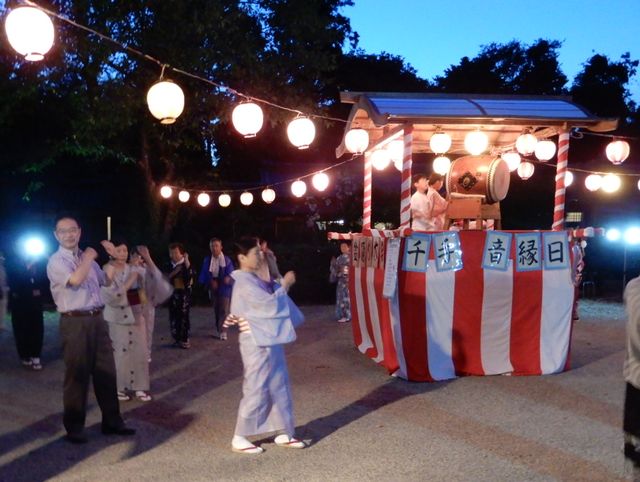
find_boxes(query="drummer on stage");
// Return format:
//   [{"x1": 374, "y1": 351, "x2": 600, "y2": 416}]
[{"x1": 411, "y1": 173, "x2": 449, "y2": 231}]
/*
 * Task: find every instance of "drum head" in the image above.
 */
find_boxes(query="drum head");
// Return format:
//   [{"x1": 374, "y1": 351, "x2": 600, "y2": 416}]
[{"x1": 487, "y1": 158, "x2": 510, "y2": 203}]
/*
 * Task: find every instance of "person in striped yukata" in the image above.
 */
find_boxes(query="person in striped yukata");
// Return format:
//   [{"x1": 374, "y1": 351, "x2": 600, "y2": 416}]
[{"x1": 224, "y1": 236, "x2": 305, "y2": 454}]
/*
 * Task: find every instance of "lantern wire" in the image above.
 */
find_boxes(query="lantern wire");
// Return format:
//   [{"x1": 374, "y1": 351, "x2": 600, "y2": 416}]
[
  {"x1": 162, "y1": 154, "x2": 358, "y2": 195},
  {"x1": 19, "y1": 0, "x2": 348, "y2": 124}
]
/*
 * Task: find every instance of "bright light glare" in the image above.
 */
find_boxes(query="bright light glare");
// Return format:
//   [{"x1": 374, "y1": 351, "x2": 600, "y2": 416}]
[
  {"x1": 625, "y1": 227, "x2": 640, "y2": 245},
  {"x1": 606, "y1": 228, "x2": 621, "y2": 241},
  {"x1": 24, "y1": 237, "x2": 45, "y2": 257}
]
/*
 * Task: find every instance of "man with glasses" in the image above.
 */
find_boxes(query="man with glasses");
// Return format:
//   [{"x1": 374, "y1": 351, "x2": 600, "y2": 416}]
[{"x1": 47, "y1": 215, "x2": 134, "y2": 444}]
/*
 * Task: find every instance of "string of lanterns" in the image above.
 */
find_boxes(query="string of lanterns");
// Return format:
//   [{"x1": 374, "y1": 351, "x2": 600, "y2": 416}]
[
  {"x1": 4, "y1": 3, "x2": 638, "y2": 200},
  {"x1": 158, "y1": 155, "x2": 357, "y2": 207},
  {"x1": 3, "y1": 2, "x2": 344, "y2": 151}
]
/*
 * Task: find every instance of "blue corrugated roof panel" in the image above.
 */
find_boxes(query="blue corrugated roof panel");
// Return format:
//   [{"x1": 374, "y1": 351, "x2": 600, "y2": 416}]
[
  {"x1": 475, "y1": 99, "x2": 588, "y2": 118},
  {"x1": 366, "y1": 96, "x2": 589, "y2": 119},
  {"x1": 368, "y1": 97, "x2": 481, "y2": 117}
]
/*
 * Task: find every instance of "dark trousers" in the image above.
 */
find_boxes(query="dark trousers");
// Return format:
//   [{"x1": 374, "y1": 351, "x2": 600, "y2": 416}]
[
  {"x1": 211, "y1": 293, "x2": 230, "y2": 335},
  {"x1": 169, "y1": 290, "x2": 191, "y2": 343},
  {"x1": 11, "y1": 304, "x2": 44, "y2": 359},
  {"x1": 59, "y1": 314, "x2": 123, "y2": 435}
]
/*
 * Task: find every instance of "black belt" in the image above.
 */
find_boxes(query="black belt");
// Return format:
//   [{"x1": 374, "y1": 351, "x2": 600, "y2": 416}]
[{"x1": 61, "y1": 307, "x2": 104, "y2": 317}]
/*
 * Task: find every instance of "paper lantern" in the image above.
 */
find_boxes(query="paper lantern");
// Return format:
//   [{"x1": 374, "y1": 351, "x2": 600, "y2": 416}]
[
  {"x1": 312, "y1": 172, "x2": 329, "y2": 191},
  {"x1": 601, "y1": 173, "x2": 621, "y2": 193},
  {"x1": 464, "y1": 130, "x2": 488, "y2": 155},
  {"x1": 429, "y1": 132, "x2": 452, "y2": 154},
  {"x1": 637, "y1": 179, "x2": 640, "y2": 191},
  {"x1": 240, "y1": 192, "x2": 254, "y2": 206},
  {"x1": 291, "y1": 180, "x2": 307, "y2": 197},
  {"x1": 393, "y1": 157, "x2": 403, "y2": 171},
  {"x1": 218, "y1": 193, "x2": 231, "y2": 207},
  {"x1": 501, "y1": 152, "x2": 521, "y2": 172},
  {"x1": 160, "y1": 186, "x2": 173, "y2": 198},
  {"x1": 606, "y1": 140, "x2": 630, "y2": 165},
  {"x1": 197, "y1": 193, "x2": 210, "y2": 207},
  {"x1": 433, "y1": 156, "x2": 451, "y2": 175},
  {"x1": 516, "y1": 133, "x2": 537, "y2": 156},
  {"x1": 386, "y1": 139, "x2": 405, "y2": 164},
  {"x1": 147, "y1": 80, "x2": 185, "y2": 124},
  {"x1": 585, "y1": 174, "x2": 602, "y2": 192},
  {"x1": 517, "y1": 161, "x2": 535, "y2": 180},
  {"x1": 287, "y1": 117, "x2": 315, "y2": 149},
  {"x1": 371, "y1": 150, "x2": 391, "y2": 171},
  {"x1": 345, "y1": 128, "x2": 369, "y2": 154},
  {"x1": 261, "y1": 188, "x2": 276, "y2": 204},
  {"x1": 5, "y1": 7, "x2": 54, "y2": 61},
  {"x1": 232, "y1": 102, "x2": 263, "y2": 138},
  {"x1": 534, "y1": 140, "x2": 556, "y2": 161},
  {"x1": 178, "y1": 190, "x2": 190, "y2": 203},
  {"x1": 565, "y1": 171, "x2": 574, "y2": 187}
]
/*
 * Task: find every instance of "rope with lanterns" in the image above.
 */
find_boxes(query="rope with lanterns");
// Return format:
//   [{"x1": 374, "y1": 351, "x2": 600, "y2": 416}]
[{"x1": 3, "y1": 2, "x2": 637, "y2": 206}]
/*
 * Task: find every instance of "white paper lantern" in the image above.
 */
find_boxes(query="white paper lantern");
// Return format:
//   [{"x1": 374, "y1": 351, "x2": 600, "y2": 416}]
[
  {"x1": 606, "y1": 140, "x2": 630, "y2": 165},
  {"x1": 585, "y1": 174, "x2": 602, "y2": 192},
  {"x1": 160, "y1": 185, "x2": 173, "y2": 198},
  {"x1": 178, "y1": 190, "x2": 190, "y2": 203},
  {"x1": 312, "y1": 173, "x2": 330, "y2": 191},
  {"x1": 501, "y1": 152, "x2": 521, "y2": 172},
  {"x1": 261, "y1": 188, "x2": 276, "y2": 204},
  {"x1": 565, "y1": 171, "x2": 574, "y2": 187},
  {"x1": 218, "y1": 193, "x2": 231, "y2": 207},
  {"x1": 345, "y1": 128, "x2": 369, "y2": 154},
  {"x1": 517, "y1": 161, "x2": 535, "y2": 180},
  {"x1": 240, "y1": 191, "x2": 254, "y2": 206},
  {"x1": 386, "y1": 140, "x2": 405, "y2": 164},
  {"x1": 464, "y1": 130, "x2": 488, "y2": 155},
  {"x1": 601, "y1": 173, "x2": 621, "y2": 193},
  {"x1": 197, "y1": 193, "x2": 210, "y2": 207},
  {"x1": 287, "y1": 117, "x2": 315, "y2": 149},
  {"x1": 147, "y1": 80, "x2": 185, "y2": 124},
  {"x1": 429, "y1": 132, "x2": 452, "y2": 154},
  {"x1": 433, "y1": 156, "x2": 451, "y2": 175},
  {"x1": 393, "y1": 157, "x2": 403, "y2": 171},
  {"x1": 534, "y1": 140, "x2": 556, "y2": 161},
  {"x1": 291, "y1": 180, "x2": 307, "y2": 197},
  {"x1": 516, "y1": 133, "x2": 537, "y2": 156},
  {"x1": 371, "y1": 150, "x2": 391, "y2": 171},
  {"x1": 637, "y1": 179, "x2": 640, "y2": 192},
  {"x1": 232, "y1": 102, "x2": 264, "y2": 138},
  {"x1": 5, "y1": 7, "x2": 54, "y2": 61}
]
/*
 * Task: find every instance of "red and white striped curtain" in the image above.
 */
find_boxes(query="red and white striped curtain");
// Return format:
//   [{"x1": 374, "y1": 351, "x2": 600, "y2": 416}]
[{"x1": 349, "y1": 230, "x2": 574, "y2": 381}]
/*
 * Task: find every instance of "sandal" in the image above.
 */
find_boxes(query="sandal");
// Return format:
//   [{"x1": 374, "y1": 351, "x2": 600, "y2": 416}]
[
  {"x1": 274, "y1": 435, "x2": 306, "y2": 449},
  {"x1": 117, "y1": 391, "x2": 131, "y2": 401},
  {"x1": 231, "y1": 444, "x2": 264, "y2": 454},
  {"x1": 135, "y1": 391, "x2": 152, "y2": 402},
  {"x1": 31, "y1": 358, "x2": 43, "y2": 371}
]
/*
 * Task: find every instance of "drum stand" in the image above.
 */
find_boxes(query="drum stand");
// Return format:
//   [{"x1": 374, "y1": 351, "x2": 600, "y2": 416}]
[{"x1": 443, "y1": 197, "x2": 502, "y2": 230}]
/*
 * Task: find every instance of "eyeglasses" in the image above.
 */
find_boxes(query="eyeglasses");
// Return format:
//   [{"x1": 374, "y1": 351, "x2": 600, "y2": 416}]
[{"x1": 56, "y1": 227, "x2": 79, "y2": 235}]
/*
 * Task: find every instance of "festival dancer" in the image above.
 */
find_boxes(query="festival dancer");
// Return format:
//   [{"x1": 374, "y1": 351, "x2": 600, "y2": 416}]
[{"x1": 224, "y1": 236, "x2": 306, "y2": 454}]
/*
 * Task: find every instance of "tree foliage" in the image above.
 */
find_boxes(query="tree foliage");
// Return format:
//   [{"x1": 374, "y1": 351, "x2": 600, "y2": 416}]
[{"x1": 435, "y1": 39, "x2": 568, "y2": 95}]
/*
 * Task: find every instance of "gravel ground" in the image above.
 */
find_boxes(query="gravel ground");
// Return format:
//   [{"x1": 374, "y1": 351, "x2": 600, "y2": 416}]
[{"x1": 0, "y1": 300, "x2": 635, "y2": 482}]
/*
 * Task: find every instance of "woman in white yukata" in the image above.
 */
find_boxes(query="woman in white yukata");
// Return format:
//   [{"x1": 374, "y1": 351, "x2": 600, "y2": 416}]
[
  {"x1": 100, "y1": 240, "x2": 170, "y2": 402},
  {"x1": 224, "y1": 236, "x2": 306, "y2": 454},
  {"x1": 129, "y1": 245, "x2": 173, "y2": 362}
]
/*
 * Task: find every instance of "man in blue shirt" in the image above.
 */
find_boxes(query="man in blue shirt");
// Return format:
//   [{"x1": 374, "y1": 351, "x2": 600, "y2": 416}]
[{"x1": 198, "y1": 238, "x2": 234, "y2": 340}]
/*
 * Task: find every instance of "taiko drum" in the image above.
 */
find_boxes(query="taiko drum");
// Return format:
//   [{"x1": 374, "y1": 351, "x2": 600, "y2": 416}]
[{"x1": 445, "y1": 155, "x2": 510, "y2": 204}]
